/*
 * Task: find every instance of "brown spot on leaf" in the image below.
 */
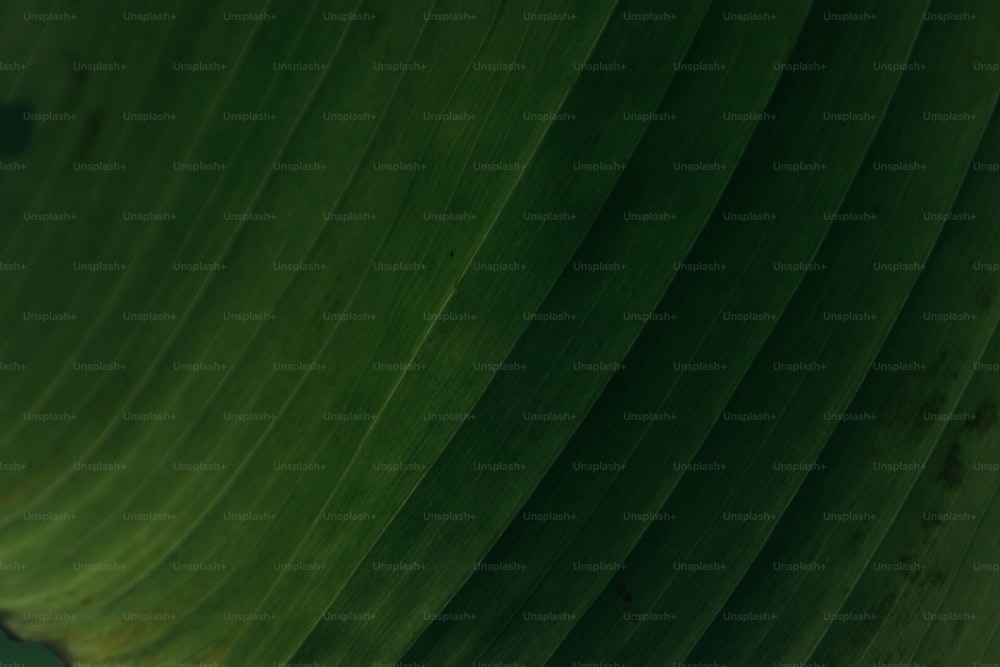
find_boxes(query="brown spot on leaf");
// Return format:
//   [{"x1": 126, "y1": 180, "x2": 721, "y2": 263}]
[
  {"x1": 899, "y1": 553, "x2": 920, "y2": 582},
  {"x1": 962, "y1": 399, "x2": 998, "y2": 434},
  {"x1": 915, "y1": 393, "x2": 946, "y2": 424},
  {"x1": 927, "y1": 348, "x2": 957, "y2": 379},
  {"x1": 847, "y1": 590, "x2": 893, "y2": 651},
  {"x1": 937, "y1": 441, "x2": 963, "y2": 489},
  {"x1": 870, "y1": 589, "x2": 897, "y2": 618}
]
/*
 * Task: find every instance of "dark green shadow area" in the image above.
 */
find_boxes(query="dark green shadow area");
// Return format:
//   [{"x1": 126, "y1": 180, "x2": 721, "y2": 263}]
[
  {"x1": 0, "y1": 626, "x2": 64, "y2": 666},
  {"x1": 0, "y1": 101, "x2": 33, "y2": 155}
]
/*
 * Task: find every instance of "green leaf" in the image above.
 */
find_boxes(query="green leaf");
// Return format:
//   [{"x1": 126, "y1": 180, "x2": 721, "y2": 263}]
[{"x1": 1, "y1": 0, "x2": 998, "y2": 666}]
